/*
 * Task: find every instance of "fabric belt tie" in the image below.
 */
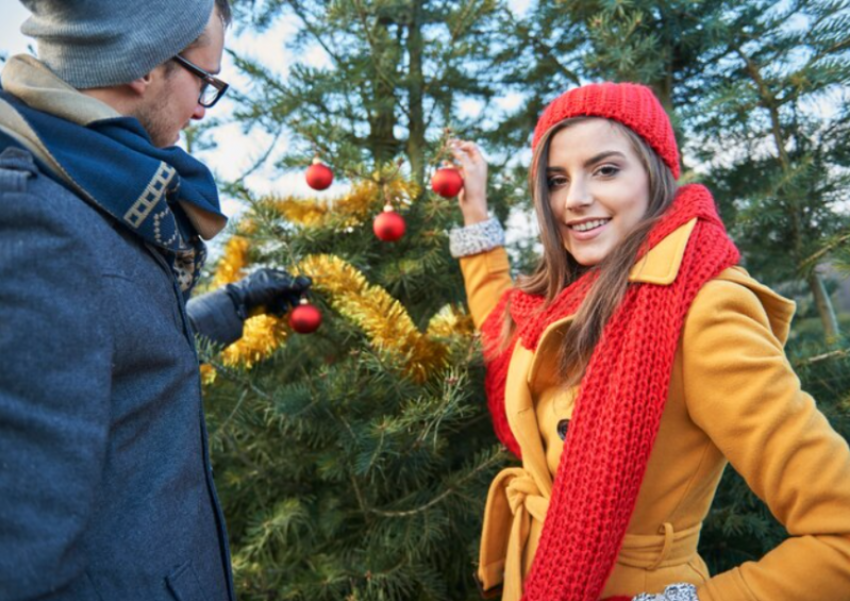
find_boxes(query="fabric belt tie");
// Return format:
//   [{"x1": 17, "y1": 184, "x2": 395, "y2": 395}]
[
  {"x1": 504, "y1": 471, "x2": 548, "y2": 601},
  {"x1": 478, "y1": 467, "x2": 549, "y2": 601},
  {"x1": 477, "y1": 467, "x2": 703, "y2": 601},
  {"x1": 617, "y1": 521, "x2": 702, "y2": 570}
]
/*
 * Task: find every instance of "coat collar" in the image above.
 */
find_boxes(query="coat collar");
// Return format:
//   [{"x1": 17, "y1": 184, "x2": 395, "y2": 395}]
[
  {"x1": 526, "y1": 218, "x2": 698, "y2": 390},
  {"x1": 628, "y1": 218, "x2": 697, "y2": 285},
  {"x1": 1, "y1": 55, "x2": 226, "y2": 241},
  {"x1": 507, "y1": 218, "x2": 703, "y2": 488},
  {"x1": 523, "y1": 217, "x2": 796, "y2": 392},
  {"x1": 1, "y1": 55, "x2": 119, "y2": 126}
]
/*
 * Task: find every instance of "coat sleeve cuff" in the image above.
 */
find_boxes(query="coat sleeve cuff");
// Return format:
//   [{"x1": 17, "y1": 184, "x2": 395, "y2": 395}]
[{"x1": 186, "y1": 288, "x2": 245, "y2": 347}]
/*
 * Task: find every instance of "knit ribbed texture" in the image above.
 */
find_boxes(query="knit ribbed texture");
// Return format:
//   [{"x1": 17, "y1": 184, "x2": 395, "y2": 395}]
[
  {"x1": 532, "y1": 83, "x2": 680, "y2": 179},
  {"x1": 479, "y1": 185, "x2": 739, "y2": 601},
  {"x1": 20, "y1": 0, "x2": 214, "y2": 88}
]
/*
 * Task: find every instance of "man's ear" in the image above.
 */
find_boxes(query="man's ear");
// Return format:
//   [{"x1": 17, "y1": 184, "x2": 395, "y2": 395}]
[{"x1": 127, "y1": 72, "x2": 155, "y2": 97}]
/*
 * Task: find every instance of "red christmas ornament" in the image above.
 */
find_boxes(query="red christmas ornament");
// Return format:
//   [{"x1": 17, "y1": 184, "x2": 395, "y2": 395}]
[
  {"x1": 373, "y1": 204, "x2": 406, "y2": 242},
  {"x1": 431, "y1": 167, "x2": 464, "y2": 198},
  {"x1": 289, "y1": 302, "x2": 322, "y2": 334},
  {"x1": 305, "y1": 158, "x2": 334, "y2": 191}
]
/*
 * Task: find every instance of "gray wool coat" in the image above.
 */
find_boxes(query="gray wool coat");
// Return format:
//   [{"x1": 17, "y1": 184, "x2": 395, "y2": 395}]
[{"x1": 0, "y1": 146, "x2": 238, "y2": 601}]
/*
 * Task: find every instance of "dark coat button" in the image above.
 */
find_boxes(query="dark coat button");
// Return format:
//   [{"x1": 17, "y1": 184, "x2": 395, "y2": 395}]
[{"x1": 557, "y1": 419, "x2": 570, "y2": 441}]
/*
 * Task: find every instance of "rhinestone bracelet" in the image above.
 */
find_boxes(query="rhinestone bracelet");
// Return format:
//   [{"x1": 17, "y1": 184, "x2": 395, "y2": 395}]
[
  {"x1": 448, "y1": 217, "x2": 506, "y2": 258},
  {"x1": 633, "y1": 583, "x2": 699, "y2": 601}
]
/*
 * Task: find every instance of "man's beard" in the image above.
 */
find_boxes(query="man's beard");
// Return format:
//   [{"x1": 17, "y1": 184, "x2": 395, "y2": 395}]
[{"x1": 132, "y1": 88, "x2": 176, "y2": 148}]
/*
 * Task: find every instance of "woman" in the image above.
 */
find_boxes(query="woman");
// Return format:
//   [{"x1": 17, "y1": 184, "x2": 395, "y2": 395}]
[{"x1": 448, "y1": 82, "x2": 850, "y2": 601}]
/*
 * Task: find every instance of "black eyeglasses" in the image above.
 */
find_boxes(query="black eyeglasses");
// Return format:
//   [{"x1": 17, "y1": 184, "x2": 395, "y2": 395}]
[{"x1": 172, "y1": 54, "x2": 229, "y2": 108}]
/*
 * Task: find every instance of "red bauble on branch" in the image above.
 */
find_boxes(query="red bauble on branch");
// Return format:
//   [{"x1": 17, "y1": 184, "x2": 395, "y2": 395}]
[
  {"x1": 289, "y1": 301, "x2": 322, "y2": 334},
  {"x1": 431, "y1": 167, "x2": 464, "y2": 198},
  {"x1": 305, "y1": 158, "x2": 334, "y2": 191},
  {"x1": 373, "y1": 204, "x2": 406, "y2": 242}
]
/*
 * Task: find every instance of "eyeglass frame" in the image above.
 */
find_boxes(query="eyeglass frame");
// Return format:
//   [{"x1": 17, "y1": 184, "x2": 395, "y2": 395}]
[{"x1": 172, "y1": 54, "x2": 229, "y2": 108}]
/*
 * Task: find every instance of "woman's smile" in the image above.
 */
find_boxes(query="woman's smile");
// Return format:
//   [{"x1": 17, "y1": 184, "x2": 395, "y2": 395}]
[
  {"x1": 566, "y1": 217, "x2": 612, "y2": 240},
  {"x1": 547, "y1": 119, "x2": 650, "y2": 266}
]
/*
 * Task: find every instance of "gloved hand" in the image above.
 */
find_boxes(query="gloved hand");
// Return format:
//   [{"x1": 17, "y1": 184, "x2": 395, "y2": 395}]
[{"x1": 225, "y1": 268, "x2": 312, "y2": 319}]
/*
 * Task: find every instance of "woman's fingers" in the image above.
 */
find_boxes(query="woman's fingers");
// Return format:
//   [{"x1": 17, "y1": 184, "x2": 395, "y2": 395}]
[
  {"x1": 447, "y1": 139, "x2": 489, "y2": 225},
  {"x1": 451, "y1": 140, "x2": 482, "y2": 163},
  {"x1": 459, "y1": 141, "x2": 482, "y2": 157}
]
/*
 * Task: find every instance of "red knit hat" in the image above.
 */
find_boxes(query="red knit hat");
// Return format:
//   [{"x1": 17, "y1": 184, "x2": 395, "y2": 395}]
[{"x1": 532, "y1": 82, "x2": 680, "y2": 179}]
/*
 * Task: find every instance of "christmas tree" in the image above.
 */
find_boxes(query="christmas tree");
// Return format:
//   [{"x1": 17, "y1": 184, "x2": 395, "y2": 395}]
[
  {"x1": 200, "y1": 185, "x2": 507, "y2": 599},
  {"x1": 198, "y1": 1, "x2": 515, "y2": 599}
]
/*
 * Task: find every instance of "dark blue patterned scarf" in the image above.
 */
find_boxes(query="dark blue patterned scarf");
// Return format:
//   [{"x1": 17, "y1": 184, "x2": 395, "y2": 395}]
[{"x1": 0, "y1": 87, "x2": 225, "y2": 293}]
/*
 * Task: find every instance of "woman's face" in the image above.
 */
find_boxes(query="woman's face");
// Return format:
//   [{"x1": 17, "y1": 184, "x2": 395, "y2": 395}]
[{"x1": 546, "y1": 119, "x2": 650, "y2": 267}]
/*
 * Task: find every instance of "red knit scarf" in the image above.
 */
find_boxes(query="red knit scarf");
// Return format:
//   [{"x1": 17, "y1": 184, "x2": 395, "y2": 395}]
[{"x1": 479, "y1": 184, "x2": 739, "y2": 600}]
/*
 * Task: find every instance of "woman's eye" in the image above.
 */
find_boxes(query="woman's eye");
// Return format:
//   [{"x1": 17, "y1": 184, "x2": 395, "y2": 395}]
[
  {"x1": 595, "y1": 165, "x2": 620, "y2": 177},
  {"x1": 547, "y1": 176, "x2": 568, "y2": 189}
]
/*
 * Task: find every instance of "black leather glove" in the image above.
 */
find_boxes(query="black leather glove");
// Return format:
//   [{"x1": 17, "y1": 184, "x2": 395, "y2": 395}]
[{"x1": 225, "y1": 268, "x2": 312, "y2": 319}]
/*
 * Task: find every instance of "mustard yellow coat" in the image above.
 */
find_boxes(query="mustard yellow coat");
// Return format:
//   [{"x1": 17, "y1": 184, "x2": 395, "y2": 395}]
[{"x1": 461, "y1": 220, "x2": 850, "y2": 600}]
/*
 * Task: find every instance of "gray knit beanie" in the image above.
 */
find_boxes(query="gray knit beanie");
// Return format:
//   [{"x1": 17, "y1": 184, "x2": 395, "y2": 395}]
[{"x1": 19, "y1": 0, "x2": 215, "y2": 89}]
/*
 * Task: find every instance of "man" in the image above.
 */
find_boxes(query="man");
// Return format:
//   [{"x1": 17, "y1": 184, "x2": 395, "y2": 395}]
[{"x1": 0, "y1": 1, "x2": 307, "y2": 599}]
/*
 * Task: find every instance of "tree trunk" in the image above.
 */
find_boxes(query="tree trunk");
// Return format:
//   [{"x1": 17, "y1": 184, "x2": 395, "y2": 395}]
[
  {"x1": 405, "y1": 1, "x2": 426, "y2": 186},
  {"x1": 366, "y1": 21, "x2": 400, "y2": 165},
  {"x1": 807, "y1": 270, "x2": 841, "y2": 342}
]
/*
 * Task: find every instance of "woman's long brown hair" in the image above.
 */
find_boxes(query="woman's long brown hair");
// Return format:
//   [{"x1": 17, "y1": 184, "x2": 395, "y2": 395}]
[{"x1": 502, "y1": 117, "x2": 678, "y2": 386}]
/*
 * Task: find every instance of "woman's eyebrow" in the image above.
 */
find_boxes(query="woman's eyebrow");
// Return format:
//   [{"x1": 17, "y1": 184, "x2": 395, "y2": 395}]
[
  {"x1": 546, "y1": 151, "x2": 627, "y2": 173},
  {"x1": 583, "y1": 150, "x2": 626, "y2": 167}
]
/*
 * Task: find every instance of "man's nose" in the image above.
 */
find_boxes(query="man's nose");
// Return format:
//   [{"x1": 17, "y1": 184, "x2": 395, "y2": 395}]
[{"x1": 192, "y1": 104, "x2": 206, "y2": 121}]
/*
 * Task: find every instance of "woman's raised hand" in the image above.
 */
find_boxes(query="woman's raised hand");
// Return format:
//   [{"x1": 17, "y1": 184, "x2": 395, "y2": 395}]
[{"x1": 450, "y1": 140, "x2": 489, "y2": 226}]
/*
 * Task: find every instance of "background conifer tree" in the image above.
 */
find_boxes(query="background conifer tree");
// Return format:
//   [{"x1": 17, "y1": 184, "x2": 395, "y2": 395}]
[
  {"x1": 199, "y1": 1, "x2": 517, "y2": 599},
  {"x1": 688, "y1": 0, "x2": 850, "y2": 342}
]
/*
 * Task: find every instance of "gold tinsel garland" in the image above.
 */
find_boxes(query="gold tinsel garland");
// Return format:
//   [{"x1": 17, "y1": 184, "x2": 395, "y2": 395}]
[
  {"x1": 201, "y1": 172, "x2": 465, "y2": 379},
  {"x1": 206, "y1": 232, "x2": 466, "y2": 380},
  {"x1": 213, "y1": 236, "x2": 250, "y2": 288},
  {"x1": 262, "y1": 178, "x2": 420, "y2": 230},
  {"x1": 208, "y1": 234, "x2": 289, "y2": 370},
  {"x1": 426, "y1": 304, "x2": 475, "y2": 340},
  {"x1": 295, "y1": 254, "x2": 448, "y2": 381}
]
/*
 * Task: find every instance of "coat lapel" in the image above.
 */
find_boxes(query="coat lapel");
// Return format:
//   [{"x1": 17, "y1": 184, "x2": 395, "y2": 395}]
[
  {"x1": 505, "y1": 346, "x2": 553, "y2": 497},
  {"x1": 512, "y1": 219, "x2": 701, "y2": 488}
]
